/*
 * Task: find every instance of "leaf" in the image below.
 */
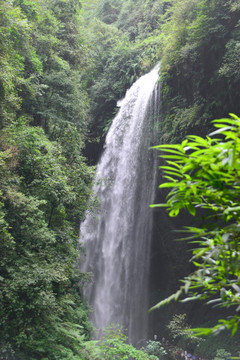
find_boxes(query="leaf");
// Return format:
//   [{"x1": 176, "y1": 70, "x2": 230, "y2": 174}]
[
  {"x1": 149, "y1": 203, "x2": 167, "y2": 208},
  {"x1": 229, "y1": 113, "x2": 240, "y2": 120},
  {"x1": 166, "y1": 160, "x2": 182, "y2": 168},
  {"x1": 232, "y1": 322, "x2": 238, "y2": 336},
  {"x1": 181, "y1": 295, "x2": 201, "y2": 303},
  {"x1": 187, "y1": 203, "x2": 196, "y2": 216},
  {"x1": 213, "y1": 117, "x2": 239, "y2": 124},
  {"x1": 160, "y1": 154, "x2": 186, "y2": 160},
  {"x1": 160, "y1": 165, "x2": 182, "y2": 173},
  {"x1": 153, "y1": 144, "x2": 184, "y2": 151},
  {"x1": 169, "y1": 208, "x2": 180, "y2": 216},
  {"x1": 186, "y1": 135, "x2": 209, "y2": 146},
  {"x1": 163, "y1": 171, "x2": 183, "y2": 178},
  {"x1": 208, "y1": 126, "x2": 232, "y2": 136},
  {"x1": 191, "y1": 328, "x2": 213, "y2": 336},
  {"x1": 159, "y1": 182, "x2": 180, "y2": 188},
  {"x1": 149, "y1": 288, "x2": 183, "y2": 311}
]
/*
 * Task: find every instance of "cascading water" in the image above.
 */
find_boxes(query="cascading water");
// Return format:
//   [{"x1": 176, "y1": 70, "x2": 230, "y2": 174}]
[{"x1": 81, "y1": 65, "x2": 160, "y2": 345}]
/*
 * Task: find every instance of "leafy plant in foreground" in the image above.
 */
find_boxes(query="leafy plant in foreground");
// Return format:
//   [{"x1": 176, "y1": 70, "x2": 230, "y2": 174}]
[{"x1": 150, "y1": 114, "x2": 240, "y2": 336}]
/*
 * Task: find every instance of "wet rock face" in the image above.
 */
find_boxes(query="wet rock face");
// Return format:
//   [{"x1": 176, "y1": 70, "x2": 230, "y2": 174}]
[{"x1": 149, "y1": 183, "x2": 195, "y2": 337}]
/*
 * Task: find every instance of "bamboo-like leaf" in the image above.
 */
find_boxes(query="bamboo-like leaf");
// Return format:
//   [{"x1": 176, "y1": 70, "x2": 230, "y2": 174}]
[
  {"x1": 163, "y1": 175, "x2": 178, "y2": 181},
  {"x1": 166, "y1": 160, "x2": 182, "y2": 168},
  {"x1": 159, "y1": 182, "x2": 180, "y2": 188},
  {"x1": 208, "y1": 126, "x2": 232, "y2": 136},
  {"x1": 149, "y1": 288, "x2": 183, "y2": 311},
  {"x1": 187, "y1": 203, "x2": 196, "y2": 216},
  {"x1": 151, "y1": 116, "x2": 240, "y2": 335},
  {"x1": 232, "y1": 322, "x2": 238, "y2": 336},
  {"x1": 158, "y1": 148, "x2": 186, "y2": 155},
  {"x1": 213, "y1": 117, "x2": 239, "y2": 124},
  {"x1": 153, "y1": 144, "x2": 184, "y2": 150},
  {"x1": 160, "y1": 165, "x2": 182, "y2": 173},
  {"x1": 149, "y1": 203, "x2": 167, "y2": 208},
  {"x1": 186, "y1": 135, "x2": 209, "y2": 146},
  {"x1": 160, "y1": 155, "x2": 186, "y2": 160},
  {"x1": 163, "y1": 171, "x2": 183, "y2": 178},
  {"x1": 181, "y1": 295, "x2": 201, "y2": 303},
  {"x1": 191, "y1": 328, "x2": 213, "y2": 336},
  {"x1": 206, "y1": 298, "x2": 222, "y2": 305}
]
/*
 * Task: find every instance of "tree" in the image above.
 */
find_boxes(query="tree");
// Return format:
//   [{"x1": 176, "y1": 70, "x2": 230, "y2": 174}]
[
  {"x1": 0, "y1": 0, "x2": 36, "y2": 128},
  {"x1": 0, "y1": 1, "x2": 95, "y2": 357},
  {"x1": 0, "y1": 121, "x2": 94, "y2": 359},
  {"x1": 150, "y1": 114, "x2": 240, "y2": 336}
]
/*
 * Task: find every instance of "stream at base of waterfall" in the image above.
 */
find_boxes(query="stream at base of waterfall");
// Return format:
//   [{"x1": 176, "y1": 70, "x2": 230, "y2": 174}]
[{"x1": 80, "y1": 65, "x2": 160, "y2": 346}]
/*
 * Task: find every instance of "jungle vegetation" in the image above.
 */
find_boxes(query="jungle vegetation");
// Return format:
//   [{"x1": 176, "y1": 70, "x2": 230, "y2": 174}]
[
  {"x1": 151, "y1": 115, "x2": 240, "y2": 336},
  {"x1": 0, "y1": 0, "x2": 240, "y2": 358}
]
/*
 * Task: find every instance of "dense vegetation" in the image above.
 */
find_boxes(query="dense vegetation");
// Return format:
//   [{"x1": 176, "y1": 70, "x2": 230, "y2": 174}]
[
  {"x1": 151, "y1": 116, "x2": 240, "y2": 335},
  {"x1": 81, "y1": 0, "x2": 163, "y2": 161},
  {"x1": 158, "y1": 0, "x2": 240, "y2": 143},
  {"x1": 0, "y1": 0, "x2": 162, "y2": 358},
  {"x1": 0, "y1": 0, "x2": 240, "y2": 358},
  {"x1": 0, "y1": 0, "x2": 95, "y2": 358}
]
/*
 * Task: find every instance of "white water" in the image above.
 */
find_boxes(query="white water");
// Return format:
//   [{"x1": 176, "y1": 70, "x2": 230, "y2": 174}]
[{"x1": 81, "y1": 65, "x2": 160, "y2": 345}]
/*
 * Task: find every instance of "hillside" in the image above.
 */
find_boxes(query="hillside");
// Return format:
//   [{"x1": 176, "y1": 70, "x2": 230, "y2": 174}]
[{"x1": 0, "y1": 0, "x2": 239, "y2": 358}]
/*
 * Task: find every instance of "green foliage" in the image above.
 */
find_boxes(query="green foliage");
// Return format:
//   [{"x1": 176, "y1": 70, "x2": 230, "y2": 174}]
[
  {"x1": 141, "y1": 340, "x2": 167, "y2": 359},
  {"x1": 214, "y1": 349, "x2": 232, "y2": 360},
  {"x1": 79, "y1": 340, "x2": 103, "y2": 360},
  {"x1": 81, "y1": 0, "x2": 162, "y2": 147},
  {"x1": 116, "y1": 0, "x2": 164, "y2": 41},
  {"x1": 98, "y1": 325, "x2": 157, "y2": 360},
  {"x1": 0, "y1": 0, "x2": 30, "y2": 126},
  {"x1": 94, "y1": 0, "x2": 122, "y2": 25},
  {"x1": 167, "y1": 314, "x2": 203, "y2": 352},
  {"x1": 151, "y1": 115, "x2": 240, "y2": 335},
  {"x1": 157, "y1": 0, "x2": 240, "y2": 143},
  {"x1": 196, "y1": 329, "x2": 239, "y2": 359},
  {"x1": 0, "y1": 0, "x2": 158, "y2": 357},
  {"x1": 2, "y1": 0, "x2": 240, "y2": 357},
  {"x1": 0, "y1": 0, "x2": 96, "y2": 356},
  {"x1": 219, "y1": 39, "x2": 240, "y2": 81},
  {"x1": 25, "y1": 0, "x2": 89, "y2": 135},
  {"x1": 0, "y1": 120, "x2": 94, "y2": 358}
]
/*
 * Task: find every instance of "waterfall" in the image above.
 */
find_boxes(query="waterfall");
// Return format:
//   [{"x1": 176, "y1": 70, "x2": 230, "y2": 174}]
[{"x1": 81, "y1": 65, "x2": 160, "y2": 345}]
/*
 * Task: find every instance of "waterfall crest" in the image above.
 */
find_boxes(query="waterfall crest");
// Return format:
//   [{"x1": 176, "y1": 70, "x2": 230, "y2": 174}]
[{"x1": 81, "y1": 65, "x2": 160, "y2": 345}]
